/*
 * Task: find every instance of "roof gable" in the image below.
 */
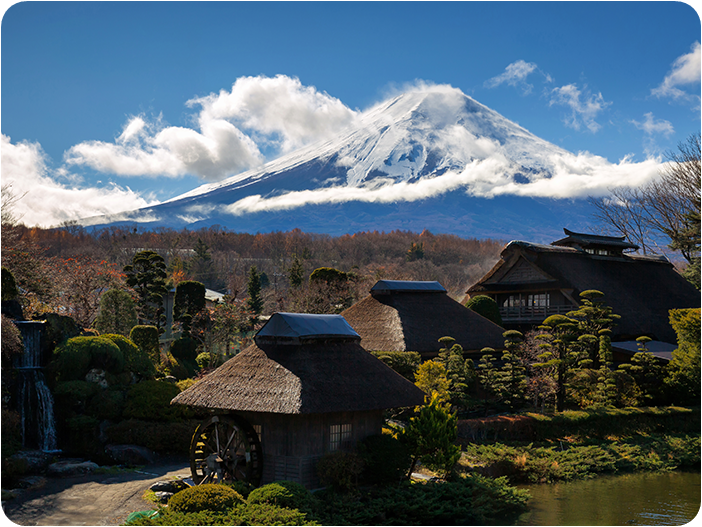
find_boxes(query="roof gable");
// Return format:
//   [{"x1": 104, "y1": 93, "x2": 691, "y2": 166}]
[{"x1": 256, "y1": 313, "x2": 360, "y2": 344}]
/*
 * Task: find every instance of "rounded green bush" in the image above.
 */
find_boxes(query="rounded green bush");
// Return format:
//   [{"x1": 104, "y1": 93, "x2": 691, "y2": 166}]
[
  {"x1": 102, "y1": 334, "x2": 155, "y2": 379},
  {"x1": 465, "y1": 295, "x2": 503, "y2": 326},
  {"x1": 55, "y1": 336, "x2": 125, "y2": 380},
  {"x1": 168, "y1": 483, "x2": 243, "y2": 513},
  {"x1": 86, "y1": 388, "x2": 126, "y2": 420},
  {"x1": 170, "y1": 337, "x2": 199, "y2": 362},
  {"x1": 122, "y1": 380, "x2": 184, "y2": 422},
  {"x1": 247, "y1": 481, "x2": 313, "y2": 512},
  {"x1": 129, "y1": 325, "x2": 160, "y2": 364}
]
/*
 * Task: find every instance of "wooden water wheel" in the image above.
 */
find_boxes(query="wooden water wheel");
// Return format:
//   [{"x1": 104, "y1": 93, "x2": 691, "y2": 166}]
[{"x1": 189, "y1": 414, "x2": 262, "y2": 486}]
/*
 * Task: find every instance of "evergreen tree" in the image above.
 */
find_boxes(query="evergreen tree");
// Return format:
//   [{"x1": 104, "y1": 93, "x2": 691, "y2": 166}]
[
  {"x1": 436, "y1": 336, "x2": 475, "y2": 410},
  {"x1": 414, "y1": 360, "x2": 450, "y2": 404},
  {"x1": 174, "y1": 280, "x2": 206, "y2": 336},
  {"x1": 288, "y1": 255, "x2": 304, "y2": 288},
  {"x1": 123, "y1": 250, "x2": 168, "y2": 331},
  {"x1": 618, "y1": 337, "x2": 663, "y2": 405},
  {"x1": 499, "y1": 330, "x2": 527, "y2": 410},
  {"x1": 664, "y1": 308, "x2": 701, "y2": 405},
  {"x1": 400, "y1": 393, "x2": 460, "y2": 479},
  {"x1": 533, "y1": 314, "x2": 580, "y2": 412},
  {"x1": 246, "y1": 266, "x2": 264, "y2": 316},
  {"x1": 93, "y1": 289, "x2": 137, "y2": 337},
  {"x1": 477, "y1": 348, "x2": 502, "y2": 414}
]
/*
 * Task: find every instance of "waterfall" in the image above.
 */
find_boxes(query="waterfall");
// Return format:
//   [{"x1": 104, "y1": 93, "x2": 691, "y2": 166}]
[{"x1": 13, "y1": 321, "x2": 59, "y2": 452}]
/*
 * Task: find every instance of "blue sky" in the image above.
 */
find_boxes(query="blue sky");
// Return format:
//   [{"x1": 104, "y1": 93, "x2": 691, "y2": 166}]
[{"x1": 2, "y1": 1, "x2": 700, "y2": 227}]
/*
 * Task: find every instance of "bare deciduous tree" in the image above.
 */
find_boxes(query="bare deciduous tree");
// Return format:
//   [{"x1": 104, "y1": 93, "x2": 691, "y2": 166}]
[{"x1": 589, "y1": 132, "x2": 701, "y2": 264}]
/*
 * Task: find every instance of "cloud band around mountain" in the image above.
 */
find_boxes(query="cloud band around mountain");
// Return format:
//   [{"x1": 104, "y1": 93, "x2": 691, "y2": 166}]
[{"x1": 219, "y1": 152, "x2": 662, "y2": 216}]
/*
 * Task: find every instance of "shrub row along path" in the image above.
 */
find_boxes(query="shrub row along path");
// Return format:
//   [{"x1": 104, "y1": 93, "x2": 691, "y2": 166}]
[{"x1": 2, "y1": 456, "x2": 190, "y2": 526}]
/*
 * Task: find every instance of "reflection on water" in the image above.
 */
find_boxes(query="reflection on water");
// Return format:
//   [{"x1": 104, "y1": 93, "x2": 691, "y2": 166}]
[{"x1": 516, "y1": 471, "x2": 700, "y2": 526}]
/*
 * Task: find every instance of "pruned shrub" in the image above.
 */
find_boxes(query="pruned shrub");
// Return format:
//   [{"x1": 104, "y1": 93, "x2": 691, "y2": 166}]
[
  {"x1": 168, "y1": 483, "x2": 243, "y2": 513},
  {"x1": 53, "y1": 336, "x2": 124, "y2": 381},
  {"x1": 316, "y1": 451, "x2": 365, "y2": 492},
  {"x1": 86, "y1": 388, "x2": 126, "y2": 421},
  {"x1": 129, "y1": 325, "x2": 160, "y2": 364},
  {"x1": 224, "y1": 480, "x2": 255, "y2": 499},
  {"x1": 243, "y1": 503, "x2": 311, "y2": 526},
  {"x1": 122, "y1": 380, "x2": 185, "y2": 422},
  {"x1": 54, "y1": 380, "x2": 99, "y2": 415},
  {"x1": 170, "y1": 337, "x2": 199, "y2": 362},
  {"x1": 248, "y1": 480, "x2": 314, "y2": 512},
  {"x1": 358, "y1": 433, "x2": 411, "y2": 485},
  {"x1": 196, "y1": 352, "x2": 211, "y2": 370},
  {"x1": 102, "y1": 334, "x2": 155, "y2": 379},
  {"x1": 465, "y1": 295, "x2": 503, "y2": 326}
]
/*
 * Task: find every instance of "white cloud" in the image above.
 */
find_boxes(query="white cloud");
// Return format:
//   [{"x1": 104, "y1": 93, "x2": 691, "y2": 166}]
[
  {"x1": 549, "y1": 84, "x2": 611, "y2": 132},
  {"x1": 190, "y1": 75, "x2": 359, "y2": 153},
  {"x1": 65, "y1": 75, "x2": 357, "y2": 182},
  {"x1": 630, "y1": 112, "x2": 674, "y2": 137},
  {"x1": 652, "y1": 41, "x2": 701, "y2": 101},
  {"x1": 2, "y1": 134, "x2": 157, "y2": 228},
  {"x1": 630, "y1": 112, "x2": 675, "y2": 157},
  {"x1": 221, "y1": 151, "x2": 662, "y2": 216},
  {"x1": 485, "y1": 60, "x2": 538, "y2": 93}
]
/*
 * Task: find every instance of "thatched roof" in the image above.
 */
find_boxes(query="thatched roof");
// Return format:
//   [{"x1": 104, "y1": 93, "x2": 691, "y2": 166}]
[
  {"x1": 467, "y1": 237, "x2": 700, "y2": 343},
  {"x1": 171, "y1": 313, "x2": 425, "y2": 413},
  {"x1": 340, "y1": 280, "x2": 505, "y2": 354}
]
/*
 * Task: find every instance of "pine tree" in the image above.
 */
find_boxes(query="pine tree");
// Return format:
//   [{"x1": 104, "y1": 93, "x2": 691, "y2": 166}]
[
  {"x1": 288, "y1": 255, "x2": 305, "y2": 288},
  {"x1": 123, "y1": 250, "x2": 168, "y2": 330},
  {"x1": 400, "y1": 393, "x2": 460, "y2": 479},
  {"x1": 246, "y1": 266, "x2": 264, "y2": 317}
]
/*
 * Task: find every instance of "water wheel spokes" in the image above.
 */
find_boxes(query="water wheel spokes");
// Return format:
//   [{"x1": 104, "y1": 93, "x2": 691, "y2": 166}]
[{"x1": 189, "y1": 414, "x2": 262, "y2": 486}]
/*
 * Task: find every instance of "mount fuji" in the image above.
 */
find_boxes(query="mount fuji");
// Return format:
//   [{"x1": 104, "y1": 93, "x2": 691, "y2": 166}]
[{"x1": 79, "y1": 86, "x2": 654, "y2": 242}]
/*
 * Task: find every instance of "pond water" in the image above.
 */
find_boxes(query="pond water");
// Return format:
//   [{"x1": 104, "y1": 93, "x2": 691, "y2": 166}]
[{"x1": 516, "y1": 471, "x2": 700, "y2": 526}]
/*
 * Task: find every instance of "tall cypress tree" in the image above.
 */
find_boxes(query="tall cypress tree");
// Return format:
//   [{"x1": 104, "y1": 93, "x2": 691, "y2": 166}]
[
  {"x1": 246, "y1": 266, "x2": 264, "y2": 316},
  {"x1": 123, "y1": 250, "x2": 168, "y2": 331}
]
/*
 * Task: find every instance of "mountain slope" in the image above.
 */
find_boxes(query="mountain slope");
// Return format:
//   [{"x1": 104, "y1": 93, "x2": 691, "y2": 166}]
[{"x1": 79, "y1": 86, "x2": 603, "y2": 242}]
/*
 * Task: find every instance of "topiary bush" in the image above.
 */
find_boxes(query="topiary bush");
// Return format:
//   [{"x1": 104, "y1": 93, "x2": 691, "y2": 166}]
[
  {"x1": 196, "y1": 352, "x2": 211, "y2": 370},
  {"x1": 122, "y1": 380, "x2": 186, "y2": 422},
  {"x1": 85, "y1": 387, "x2": 126, "y2": 421},
  {"x1": 53, "y1": 380, "x2": 100, "y2": 416},
  {"x1": 224, "y1": 480, "x2": 255, "y2": 499},
  {"x1": 242, "y1": 503, "x2": 311, "y2": 526},
  {"x1": 129, "y1": 325, "x2": 160, "y2": 365},
  {"x1": 358, "y1": 433, "x2": 412, "y2": 485},
  {"x1": 465, "y1": 295, "x2": 503, "y2": 326},
  {"x1": 247, "y1": 480, "x2": 314, "y2": 512},
  {"x1": 170, "y1": 337, "x2": 199, "y2": 363},
  {"x1": 101, "y1": 334, "x2": 155, "y2": 379},
  {"x1": 168, "y1": 483, "x2": 244, "y2": 513},
  {"x1": 53, "y1": 336, "x2": 125, "y2": 381}
]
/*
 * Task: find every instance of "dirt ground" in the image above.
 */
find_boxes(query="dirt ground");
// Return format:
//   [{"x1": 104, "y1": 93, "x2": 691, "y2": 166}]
[{"x1": 2, "y1": 457, "x2": 190, "y2": 526}]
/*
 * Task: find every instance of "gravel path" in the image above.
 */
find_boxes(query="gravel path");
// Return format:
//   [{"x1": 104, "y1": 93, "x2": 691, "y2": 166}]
[{"x1": 2, "y1": 457, "x2": 190, "y2": 526}]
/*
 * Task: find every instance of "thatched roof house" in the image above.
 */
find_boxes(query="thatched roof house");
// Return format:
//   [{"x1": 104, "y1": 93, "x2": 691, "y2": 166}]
[
  {"x1": 172, "y1": 312, "x2": 425, "y2": 488},
  {"x1": 340, "y1": 280, "x2": 506, "y2": 358},
  {"x1": 466, "y1": 229, "x2": 700, "y2": 343}
]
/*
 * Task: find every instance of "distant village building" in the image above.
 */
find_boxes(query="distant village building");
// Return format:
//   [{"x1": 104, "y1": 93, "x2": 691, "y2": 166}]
[
  {"x1": 171, "y1": 312, "x2": 425, "y2": 489},
  {"x1": 465, "y1": 229, "x2": 700, "y2": 344},
  {"x1": 341, "y1": 280, "x2": 506, "y2": 359}
]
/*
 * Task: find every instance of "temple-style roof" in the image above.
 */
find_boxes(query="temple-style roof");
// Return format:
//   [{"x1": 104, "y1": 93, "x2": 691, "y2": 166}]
[
  {"x1": 467, "y1": 232, "x2": 699, "y2": 343},
  {"x1": 341, "y1": 280, "x2": 505, "y2": 355},
  {"x1": 551, "y1": 228, "x2": 639, "y2": 253},
  {"x1": 171, "y1": 313, "x2": 425, "y2": 414}
]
